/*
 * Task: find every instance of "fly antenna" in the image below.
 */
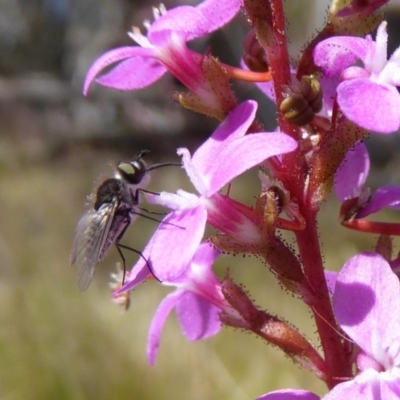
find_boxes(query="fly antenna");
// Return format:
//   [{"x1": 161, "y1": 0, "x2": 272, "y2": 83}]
[
  {"x1": 147, "y1": 162, "x2": 182, "y2": 171},
  {"x1": 137, "y1": 149, "x2": 151, "y2": 159},
  {"x1": 137, "y1": 148, "x2": 181, "y2": 171}
]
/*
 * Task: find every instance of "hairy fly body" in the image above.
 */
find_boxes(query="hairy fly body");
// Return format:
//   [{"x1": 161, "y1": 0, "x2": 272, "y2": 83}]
[{"x1": 71, "y1": 150, "x2": 175, "y2": 291}]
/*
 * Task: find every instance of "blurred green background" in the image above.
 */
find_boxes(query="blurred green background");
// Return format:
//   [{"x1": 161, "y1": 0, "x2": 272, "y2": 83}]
[{"x1": 1, "y1": 1, "x2": 400, "y2": 399}]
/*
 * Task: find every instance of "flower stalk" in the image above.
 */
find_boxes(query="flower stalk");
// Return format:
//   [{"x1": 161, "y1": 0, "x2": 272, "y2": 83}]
[{"x1": 77, "y1": 0, "x2": 400, "y2": 398}]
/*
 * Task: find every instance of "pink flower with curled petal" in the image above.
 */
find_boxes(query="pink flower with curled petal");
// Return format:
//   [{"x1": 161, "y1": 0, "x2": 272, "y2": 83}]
[
  {"x1": 257, "y1": 252, "x2": 400, "y2": 400},
  {"x1": 146, "y1": 242, "x2": 242, "y2": 365},
  {"x1": 83, "y1": 0, "x2": 242, "y2": 96},
  {"x1": 335, "y1": 141, "x2": 370, "y2": 202},
  {"x1": 325, "y1": 252, "x2": 400, "y2": 399},
  {"x1": 114, "y1": 242, "x2": 245, "y2": 365},
  {"x1": 257, "y1": 390, "x2": 320, "y2": 400},
  {"x1": 113, "y1": 100, "x2": 297, "y2": 288},
  {"x1": 144, "y1": 100, "x2": 297, "y2": 281},
  {"x1": 335, "y1": 141, "x2": 400, "y2": 218},
  {"x1": 314, "y1": 21, "x2": 400, "y2": 133}
]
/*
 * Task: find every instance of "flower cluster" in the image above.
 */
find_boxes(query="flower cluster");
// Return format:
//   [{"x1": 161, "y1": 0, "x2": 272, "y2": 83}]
[{"x1": 79, "y1": 0, "x2": 400, "y2": 398}]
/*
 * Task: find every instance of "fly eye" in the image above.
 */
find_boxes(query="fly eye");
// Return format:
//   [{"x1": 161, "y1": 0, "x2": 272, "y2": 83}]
[{"x1": 117, "y1": 161, "x2": 146, "y2": 184}]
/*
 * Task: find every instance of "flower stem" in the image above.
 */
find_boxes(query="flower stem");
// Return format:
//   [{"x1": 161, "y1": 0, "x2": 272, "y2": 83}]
[{"x1": 296, "y1": 210, "x2": 353, "y2": 388}]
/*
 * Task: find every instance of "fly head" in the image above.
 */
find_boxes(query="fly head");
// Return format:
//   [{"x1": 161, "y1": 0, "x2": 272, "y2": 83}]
[{"x1": 116, "y1": 150, "x2": 150, "y2": 185}]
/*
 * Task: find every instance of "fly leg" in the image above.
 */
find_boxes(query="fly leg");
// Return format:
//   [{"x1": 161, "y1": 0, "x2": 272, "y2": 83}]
[
  {"x1": 130, "y1": 188, "x2": 165, "y2": 214},
  {"x1": 115, "y1": 243, "x2": 160, "y2": 283},
  {"x1": 114, "y1": 216, "x2": 161, "y2": 283},
  {"x1": 131, "y1": 188, "x2": 183, "y2": 228},
  {"x1": 136, "y1": 206, "x2": 167, "y2": 216},
  {"x1": 132, "y1": 188, "x2": 160, "y2": 204}
]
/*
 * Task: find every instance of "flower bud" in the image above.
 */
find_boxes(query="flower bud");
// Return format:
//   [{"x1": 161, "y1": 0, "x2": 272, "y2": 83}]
[
  {"x1": 243, "y1": 30, "x2": 269, "y2": 72},
  {"x1": 280, "y1": 75, "x2": 323, "y2": 126}
]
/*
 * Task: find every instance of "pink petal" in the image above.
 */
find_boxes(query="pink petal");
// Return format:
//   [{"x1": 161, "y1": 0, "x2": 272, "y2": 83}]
[
  {"x1": 190, "y1": 241, "x2": 220, "y2": 270},
  {"x1": 335, "y1": 141, "x2": 370, "y2": 201},
  {"x1": 149, "y1": 0, "x2": 243, "y2": 43},
  {"x1": 357, "y1": 351, "x2": 383, "y2": 372},
  {"x1": 113, "y1": 257, "x2": 151, "y2": 295},
  {"x1": 323, "y1": 367, "x2": 400, "y2": 400},
  {"x1": 179, "y1": 149, "x2": 209, "y2": 195},
  {"x1": 176, "y1": 292, "x2": 221, "y2": 340},
  {"x1": 147, "y1": 290, "x2": 184, "y2": 365},
  {"x1": 83, "y1": 46, "x2": 160, "y2": 94},
  {"x1": 371, "y1": 22, "x2": 388, "y2": 74},
  {"x1": 96, "y1": 56, "x2": 167, "y2": 91},
  {"x1": 206, "y1": 132, "x2": 297, "y2": 196},
  {"x1": 314, "y1": 36, "x2": 370, "y2": 77},
  {"x1": 323, "y1": 376, "x2": 376, "y2": 400},
  {"x1": 387, "y1": 44, "x2": 400, "y2": 68},
  {"x1": 325, "y1": 270, "x2": 338, "y2": 295},
  {"x1": 177, "y1": 241, "x2": 223, "y2": 286},
  {"x1": 380, "y1": 51, "x2": 400, "y2": 86},
  {"x1": 333, "y1": 252, "x2": 400, "y2": 361},
  {"x1": 149, "y1": 7, "x2": 208, "y2": 44},
  {"x1": 357, "y1": 186, "x2": 400, "y2": 217},
  {"x1": 319, "y1": 75, "x2": 339, "y2": 118},
  {"x1": 153, "y1": 189, "x2": 202, "y2": 211},
  {"x1": 190, "y1": 100, "x2": 257, "y2": 178},
  {"x1": 150, "y1": 207, "x2": 207, "y2": 281},
  {"x1": 196, "y1": 0, "x2": 243, "y2": 37},
  {"x1": 257, "y1": 389, "x2": 320, "y2": 400},
  {"x1": 337, "y1": 78, "x2": 400, "y2": 133},
  {"x1": 383, "y1": 378, "x2": 400, "y2": 397},
  {"x1": 341, "y1": 66, "x2": 370, "y2": 80},
  {"x1": 146, "y1": 190, "x2": 202, "y2": 211}
]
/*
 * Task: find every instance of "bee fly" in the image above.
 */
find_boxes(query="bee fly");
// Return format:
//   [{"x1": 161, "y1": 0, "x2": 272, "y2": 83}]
[{"x1": 71, "y1": 150, "x2": 178, "y2": 291}]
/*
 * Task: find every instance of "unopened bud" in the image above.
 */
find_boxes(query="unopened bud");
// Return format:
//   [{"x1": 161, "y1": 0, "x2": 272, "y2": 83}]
[
  {"x1": 280, "y1": 75, "x2": 323, "y2": 126},
  {"x1": 243, "y1": 30, "x2": 269, "y2": 72}
]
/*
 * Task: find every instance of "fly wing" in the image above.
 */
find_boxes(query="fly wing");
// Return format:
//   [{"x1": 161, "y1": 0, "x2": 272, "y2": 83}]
[{"x1": 71, "y1": 201, "x2": 118, "y2": 291}]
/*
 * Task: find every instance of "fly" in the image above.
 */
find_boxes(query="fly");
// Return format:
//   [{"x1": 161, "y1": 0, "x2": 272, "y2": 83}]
[{"x1": 70, "y1": 149, "x2": 178, "y2": 291}]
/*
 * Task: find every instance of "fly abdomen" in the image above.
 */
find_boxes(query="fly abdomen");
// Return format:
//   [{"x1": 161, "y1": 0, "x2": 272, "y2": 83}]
[{"x1": 97, "y1": 210, "x2": 130, "y2": 262}]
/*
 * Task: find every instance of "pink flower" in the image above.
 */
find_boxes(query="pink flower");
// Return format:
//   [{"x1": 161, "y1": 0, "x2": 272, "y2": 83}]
[
  {"x1": 114, "y1": 243, "x2": 245, "y2": 365},
  {"x1": 326, "y1": 252, "x2": 400, "y2": 399},
  {"x1": 114, "y1": 100, "x2": 297, "y2": 290},
  {"x1": 83, "y1": 0, "x2": 242, "y2": 95},
  {"x1": 257, "y1": 390, "x2": 319, "y2": 400},
  {"x1": 335, "y1": 141, "x2": 400, "y2": 218},
  {"x1": 314, "y1": 22, "x2": 400, "y2": 133},
  {"x1": 257, "y1": 252, "x2": 400, "y2": 400},
  {"x1": 144, "y1": 100, "x2": 297, "y2": 281},
  {"x1": 146, "y1": 242, "x2": 240, "y2": 365}
]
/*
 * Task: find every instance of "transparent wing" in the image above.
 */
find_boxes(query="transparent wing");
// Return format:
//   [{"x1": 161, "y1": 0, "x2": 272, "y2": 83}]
[{"x1": 70, "y1": 201, "x2": 118, "y2": 291}]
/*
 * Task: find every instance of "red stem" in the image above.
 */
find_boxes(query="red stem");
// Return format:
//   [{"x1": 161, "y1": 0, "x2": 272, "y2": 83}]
[
  {"x1": 343, "y1": 219, "x2": 400, "y2": 236},
  {"x1": 244, "y1": 0, "x2": 354, "y2": 387},
  {"x1": 295, "y1": 210, "x2": 352, "y2": 388}
]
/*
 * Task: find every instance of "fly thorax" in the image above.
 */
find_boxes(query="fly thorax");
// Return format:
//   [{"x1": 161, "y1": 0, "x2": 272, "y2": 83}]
[{"x1": 94, "y1": 178, "x2": 124, "y2": 211}]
